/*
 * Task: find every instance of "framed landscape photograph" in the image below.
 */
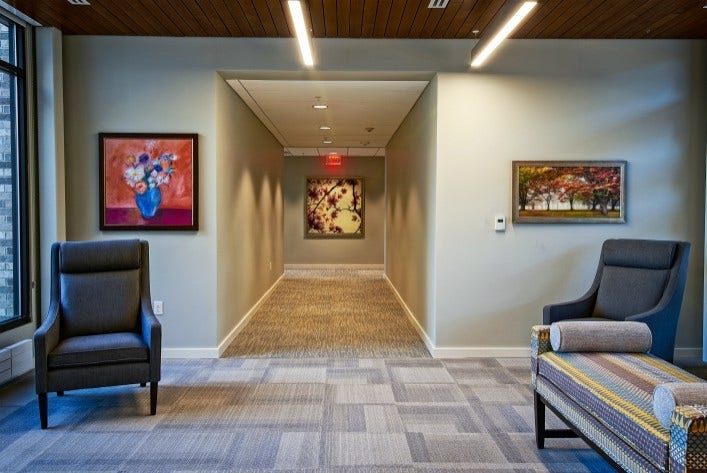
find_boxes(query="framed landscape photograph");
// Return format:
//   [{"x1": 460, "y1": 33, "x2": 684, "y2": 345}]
[
  {"x1": 512, "y1": 161, "x2": 626, "y2": 224},
  {"x1": 99, "y1": 133, "x2": 198, "y2": 231},
  {"x1": 305, "y1": 177, "x2": 364, "y2": 238}
]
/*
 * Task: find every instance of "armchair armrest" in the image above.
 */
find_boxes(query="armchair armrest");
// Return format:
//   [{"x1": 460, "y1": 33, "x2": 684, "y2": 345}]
[
  {"x1": 626, "y1": 299, "x2": 679, "y2": 362},
  {"x1": 33, "y1": 302, "x2": 61, "y2": 394},
  {"x1": 542, "y1": 293, "x2": 597, "y2": 324},
  {"x1": 669, "y1": 405, "x2": 707, "y2": 473},
  {"x1": 530, "y1": 325, "x2": 552, "y2": 386},
  {"x1": 140, "y1": 298, "x2": 161, "y2": 382}
]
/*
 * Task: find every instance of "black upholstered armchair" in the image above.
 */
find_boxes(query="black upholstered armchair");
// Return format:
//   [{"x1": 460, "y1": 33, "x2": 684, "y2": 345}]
[
  {"x1": 33, "y1": 239, "x2": 161, "y2": 429},
  {"x1": 543, "y1": 239, "x2": 690, "y2": 362}
]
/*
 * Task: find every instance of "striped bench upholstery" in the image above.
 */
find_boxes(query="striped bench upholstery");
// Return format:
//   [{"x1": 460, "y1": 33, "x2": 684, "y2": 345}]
[{"x1": 537, "y1": 351, "x2": 701, "y2": 470}]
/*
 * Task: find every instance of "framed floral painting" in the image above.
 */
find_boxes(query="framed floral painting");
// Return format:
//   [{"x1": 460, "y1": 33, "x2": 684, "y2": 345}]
[
  {"x1": 99, "y1": 133, "x2": 198, "y2": 231},
  {"x1": 305, "y1": 177, "x2": 364, "y2": 238}
]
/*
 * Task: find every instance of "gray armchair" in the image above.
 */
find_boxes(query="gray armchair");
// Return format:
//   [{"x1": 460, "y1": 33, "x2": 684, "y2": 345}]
[
  {"x1": 543, "y1": 239, "x2": 690, "y2": 362},
  {"x1": 34, "y1": 239, "x2": 161, "y2": 429}
]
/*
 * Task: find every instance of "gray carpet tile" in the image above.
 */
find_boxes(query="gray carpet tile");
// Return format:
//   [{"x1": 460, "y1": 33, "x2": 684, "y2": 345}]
[{"x1": 0, "y1": 358, "x2": 614, "y2": 472}]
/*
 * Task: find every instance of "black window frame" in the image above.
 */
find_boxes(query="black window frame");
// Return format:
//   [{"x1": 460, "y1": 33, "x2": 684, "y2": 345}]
[{"x1": 0, "y1": 14, "x2": 30, "y2": 333}]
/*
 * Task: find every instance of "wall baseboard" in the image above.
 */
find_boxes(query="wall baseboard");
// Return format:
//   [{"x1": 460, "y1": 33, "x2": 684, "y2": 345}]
[
  {"x1": 162, "y1": 348, "x2": 220, "y2": 359},
  {"x1": 384, "y1": 275, "x2": 435, "y2": 356},
  {"x1": 285, "y1": 264, "x2": 384, "y2": 270},
  {"x1": 216, "y1": 273, "x2": 285, "y2": 356},
  {"x1": 433, "y1": 347, "x2": 531, "y2": 358}
]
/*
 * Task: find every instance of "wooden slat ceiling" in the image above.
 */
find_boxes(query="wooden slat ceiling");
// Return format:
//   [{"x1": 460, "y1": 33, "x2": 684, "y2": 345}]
[{"x1": 7, "y1": 0, "x2": 707, "y2": 39}]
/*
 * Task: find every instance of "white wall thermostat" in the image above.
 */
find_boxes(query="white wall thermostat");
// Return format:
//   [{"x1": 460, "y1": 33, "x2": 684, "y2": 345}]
[{"x1": 494, "y1": 215, "x2": 506, "y2": 232}]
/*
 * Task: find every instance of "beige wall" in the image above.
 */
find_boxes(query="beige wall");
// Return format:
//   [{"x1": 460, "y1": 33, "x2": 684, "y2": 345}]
[
  {"x1": 284, "y1": 156, "x2": 384, "y2": 265},
  {"x1": 215, "y1": 77, "x2": 283, "y2": 344},
  {"x1": 433, "y1": 40, "x2": 706, "y2": 352},
  {"x1": 386, "y1": 78, "x2": 438, "y2": 344}
]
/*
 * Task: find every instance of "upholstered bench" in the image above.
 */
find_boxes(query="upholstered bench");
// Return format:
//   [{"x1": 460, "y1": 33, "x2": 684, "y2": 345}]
[{"x1": 531, "y1": 324, "x2": 707, "y2": 473}]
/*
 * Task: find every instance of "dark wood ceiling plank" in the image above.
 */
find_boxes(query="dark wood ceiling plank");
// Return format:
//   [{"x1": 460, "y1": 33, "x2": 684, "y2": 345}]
[
  {"x1": 167, "y1": 1, "x2": 209, "y2": 35},
  {"x1": 337, "y1": 0, "x2": 351, "y2": 36},
  {"x1": 440, "y1": 0, "x2": 477, "y2": 37},
  {"x1": 135, "y1": 0, "x2": 186, "y2": 36},
  {"x1": 432, "y1": 0, "x2": 464, "y2": 37},
  {"x1": 419, "y1": 4, "x2": 448, "y2": 37},
  {"x1": 84, "y1": 2, "x2": 143, "y2": 35},
  {"x1": 652, "y1": 9, "x2": 707, "y2": 38},
  {"x1": 251, "y1": 0, "x2": 279, "y2": 36},
  {"x1": 603, "y1": 0, "x2": 677, "y2": 38},
  {"x1": 361, "y1": 0, "x2": 378, "y2": 37},
  {"x1": 548, "y1": 0, "x2": 608, "y2": 38},
  {"x1": 619, "y1": 1, "x2": 684, "y2": 38},
  {"x1": 397, "y1": 0, "x2": 424, "y2": 37},
  {"x1": 210, "y1": 0, "x2": 244, "y2": 36},
  {"x1": 197, "y1": 1, "x2": 232, "y2": 36},
  {"x1": 517, "y1": 0, "x2": 564, "y2": 38},
  {"x1": 238, "y1": 0, "x2": 267, "y2": 36},
  {"x1": 265, "y1": 0, "x2": 291, "y2": 36},
  {"x1": 156, "y1": 0, "x2": 201, "y2": 36},
  {"x1": 323, "y1": 0, "x2": 339, "y2": 36},
  {"x1": 227, "y1": 1, "x2": 255, "y2": 36},
  {"x1": 175, "y1": 0, "x2": 223, "y2": 36},
  {"x1": 409, "y1": 0, "x2": 433, "y2": 38},
  {"x1": 35, "y1": 2, "x2": 95, "y2": 34},
  {"x1": 385, "y1": 0, "x2": 408, "y2": 37},
  {"x1": 308, "y1": 0, "x2": 327, "y2": 37},
  {"x1": 532, "y1": 0, "x2": 593, "y2": 38},
  {"x1": 372, "y1": 0, "x2": 393, "y2": 37},
  {"x1": 588, "y1": 0, "x2": 652, "y2": 38},
  {"x1": 571, "y1": 1, "x2": 631, "y2": 37},
  {"x1": 349, "y1": 0, "x2": 365, "y2": 37},
  {"x1": 112, "y1": 2, "x2": 168, "y2": 36},
  {"x1": 456, "y1": 0, "x2": 500, "y2": 38}
]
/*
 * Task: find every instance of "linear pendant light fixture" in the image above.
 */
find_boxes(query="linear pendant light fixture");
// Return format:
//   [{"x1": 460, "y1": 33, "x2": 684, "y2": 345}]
[
  {"x1": 470, "y1": 1, "x2": 538, "y2": 68},
  {"x1": 287, "y1": 1, "x2": 314, "y2": 67}
]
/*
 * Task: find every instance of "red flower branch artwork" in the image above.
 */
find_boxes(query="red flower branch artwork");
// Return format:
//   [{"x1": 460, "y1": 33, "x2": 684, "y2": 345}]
[{"x1": 305, "y1": 177, "x2": 364, "y2": 238}]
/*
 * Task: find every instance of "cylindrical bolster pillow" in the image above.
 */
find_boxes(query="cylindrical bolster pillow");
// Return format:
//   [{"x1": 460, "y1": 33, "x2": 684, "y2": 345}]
[
  {"x1": 653, "y1": 382, "x2": 707, "y2": 429},
  {"x1": 549, "y1": 321, "x2": 652, "y2": 353}
]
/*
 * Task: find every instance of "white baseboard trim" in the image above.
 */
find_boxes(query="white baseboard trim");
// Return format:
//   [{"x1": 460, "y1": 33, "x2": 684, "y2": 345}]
[
  {"x1": 162, "y1": 348, "x2": 219, "y2": 359},
  {"x1": 384, "y1": 275, "x2": 435, "y2": 356},
  {"x1": 285, "y1": 264, "x2": 384, "y2": 270},
  {"x1": 674, "y1": 347, "x2": 703, "y2": 361},
  {"x1": 432, "y1": 347, "x2": 531, "y2": 358},
  {"x1": 216, "y1": 273, "x2": 285, "y2": 356}
]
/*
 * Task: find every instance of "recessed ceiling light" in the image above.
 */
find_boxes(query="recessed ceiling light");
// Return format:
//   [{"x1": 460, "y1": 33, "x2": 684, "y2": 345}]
[
  {"x1": 319, "y1": 125, "x2": 331, "y2": 130},
  {"x1": 322, "y1": 139, "x2": 333, "y2": 144},
  {"x1": 313, "y1": 104, "x2": 327, "y2": 109}
]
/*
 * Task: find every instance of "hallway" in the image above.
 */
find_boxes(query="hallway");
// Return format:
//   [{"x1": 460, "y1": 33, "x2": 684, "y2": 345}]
[{"x1": 224, "y1": 270, "x2": 429, "y2": 358}]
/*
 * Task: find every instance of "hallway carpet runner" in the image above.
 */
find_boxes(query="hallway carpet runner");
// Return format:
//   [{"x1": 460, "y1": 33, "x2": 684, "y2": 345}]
[{"x1": 224, "y1": 270, "x2": 430, "y2": 358}]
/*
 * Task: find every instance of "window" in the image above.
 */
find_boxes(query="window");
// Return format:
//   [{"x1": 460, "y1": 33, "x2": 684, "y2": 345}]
[{"x1": 0, "y1": 14, "x2": 28, "y2": 332}]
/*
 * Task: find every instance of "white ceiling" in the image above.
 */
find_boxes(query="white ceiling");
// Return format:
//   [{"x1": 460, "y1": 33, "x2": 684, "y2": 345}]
[{"x1": 226, "y1": 79, "x2": 429, "y2": 157}]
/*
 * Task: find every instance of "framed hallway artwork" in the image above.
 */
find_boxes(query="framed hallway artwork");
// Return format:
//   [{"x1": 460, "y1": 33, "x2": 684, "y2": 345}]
[
  {"x1": 512, "y1": 161, "x2": 626, "y2": 224},
  {"x1": 305, "y1": 177, "x2": 364, "y2": 238},
  {"x1": 99, "y1": 133, "x2": 198, "y2": 231}
]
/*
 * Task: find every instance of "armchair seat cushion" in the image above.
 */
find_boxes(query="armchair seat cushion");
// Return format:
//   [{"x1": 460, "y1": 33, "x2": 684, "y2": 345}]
[
  {"x1": 48, "y1": 332, "x2": 149, "y2": 369},
  {"x1": 537, "y1": 351, "x2": 701, "y2": 470}
]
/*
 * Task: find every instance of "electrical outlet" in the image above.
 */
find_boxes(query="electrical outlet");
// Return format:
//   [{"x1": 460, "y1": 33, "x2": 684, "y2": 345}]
[{"x1": 153, "y1": 300, "x2": 163, "y2": 315}]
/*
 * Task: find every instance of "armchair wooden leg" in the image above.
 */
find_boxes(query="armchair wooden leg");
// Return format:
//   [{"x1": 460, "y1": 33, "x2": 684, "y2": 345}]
[
  {"x1": 56, "y1": 391, "x2": 64, "y2": 396},
  {"x1": 150, "y1": 382, "x2": 158, "y2": 415},
  {"x1": 140, "y1": 383, "x2": 146, "y2": 387},
  {"x1": 534, "y1": 391, "x2": 545, "y2": 449},
  {"x1": 38, "y1": 394, "x2": 48, "y2": 430}
]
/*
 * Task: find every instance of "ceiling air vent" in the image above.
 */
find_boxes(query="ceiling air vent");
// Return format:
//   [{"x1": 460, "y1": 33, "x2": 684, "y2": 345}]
[
  {"x1": 428, "y1": 0, "x2": 449, "y2": 8},
  {"x1": 68, "y1": 0, "x2": 90, "y2": 5}
]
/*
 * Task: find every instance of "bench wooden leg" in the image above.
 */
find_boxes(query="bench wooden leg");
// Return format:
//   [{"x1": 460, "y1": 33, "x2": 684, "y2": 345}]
[
  {"x1": 534, "y1": 391, "x2": 546, "y2": 449},
  {"x1": 56, "y1": 391, "x2": 64, "y2": 396},
  {"x1": 140, "y1": 383, "x2": 146, "y2": 387}
]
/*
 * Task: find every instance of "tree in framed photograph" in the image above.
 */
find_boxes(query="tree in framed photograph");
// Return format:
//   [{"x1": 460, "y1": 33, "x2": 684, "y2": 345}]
[
  {"x1": 99, "y1": 133, "x2": 198, "y2": 231},
  {"x1": 305, "y1": 177, "x2": 364, "y2": 238},
  {"x1": 512, "y1": 161, "x2": 626, "y2": 224}
]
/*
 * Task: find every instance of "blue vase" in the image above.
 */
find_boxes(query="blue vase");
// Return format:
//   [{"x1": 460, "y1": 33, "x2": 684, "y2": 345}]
[{"x1": 135, "y1": 186, "x2": 162, "y2": 219}]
